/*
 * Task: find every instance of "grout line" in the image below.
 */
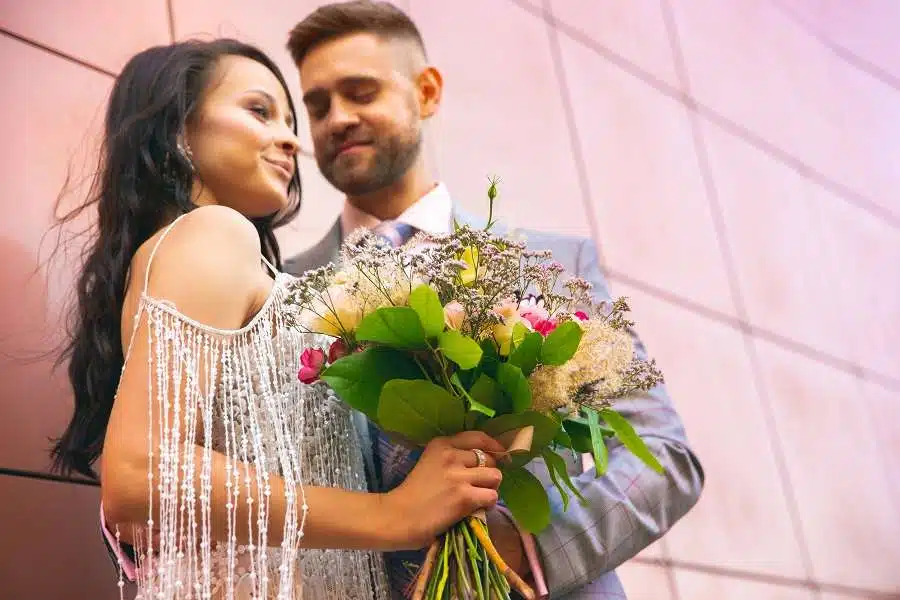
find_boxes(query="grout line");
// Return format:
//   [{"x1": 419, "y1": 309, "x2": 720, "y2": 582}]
[
  {"x1": 542, "y1": 0, "x2": 608, "y2": 270},
  {"x1": 633, "y1": 556, "x2": 900, "y2": 599},
  {"x1": 658, "y1": 0, "x2": 820, "y2": 584},
  {"x1": 772, "y1": 0, "x2": 900, "y2": 93},
  {"x1": 663, "y1": 563, "x2": 683, "y2": 600},
  {"x1": 697, "y1": 107, "x2": 900, "y2": 229},
  {"x1": 606, "y1": 268, "x2": 900, "y2": 391},
  {"x1": 166, "y1": 0, "x2": 177, "y2": 43},
  {"x1": 0, "y1": 466, "x2": 99, "y2": 487},
  {"x1": 513, "y1": 0, "x2": 900, "y2": 391},
  {"x1": 0, "y1": 28, "x2": 116, "y2": 78},
  {"x1": 738, "y1": 336, "x2": 822, "y2": 584},
  {"x1": 513, "y1": 0, "x2": 900, "y2": 230}
]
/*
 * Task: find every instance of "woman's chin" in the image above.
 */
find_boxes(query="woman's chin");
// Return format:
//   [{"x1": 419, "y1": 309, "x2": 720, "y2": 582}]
[{"x1": 237, "y1": 193, "x2": 290, "y2": 219}]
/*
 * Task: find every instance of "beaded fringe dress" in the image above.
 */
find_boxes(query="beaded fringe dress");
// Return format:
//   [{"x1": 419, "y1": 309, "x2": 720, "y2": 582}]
[{"x1": 108, "y1": 216, "x2": 390, "y2": 600}]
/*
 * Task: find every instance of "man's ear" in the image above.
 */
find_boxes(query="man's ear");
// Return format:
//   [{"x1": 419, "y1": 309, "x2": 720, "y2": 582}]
[{"x1": 416, "y1": 65, "x2": 443, "y2": 119}]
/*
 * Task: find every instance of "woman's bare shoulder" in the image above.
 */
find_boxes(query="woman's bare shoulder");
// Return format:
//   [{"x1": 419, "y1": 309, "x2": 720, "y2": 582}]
[{"x1": 133, "y1": 205, "x2": 267, "y2": 330}]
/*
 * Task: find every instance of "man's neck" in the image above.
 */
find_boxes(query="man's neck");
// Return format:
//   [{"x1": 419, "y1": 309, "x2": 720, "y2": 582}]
[{"x1": 346, "y1": 166, "x2": 437, "y2": 221}]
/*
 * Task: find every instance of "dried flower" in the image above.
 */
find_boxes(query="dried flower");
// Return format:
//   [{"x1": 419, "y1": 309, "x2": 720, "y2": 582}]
[{"x1": 528, "y1": 318, "x2": 636, "y2": 411}]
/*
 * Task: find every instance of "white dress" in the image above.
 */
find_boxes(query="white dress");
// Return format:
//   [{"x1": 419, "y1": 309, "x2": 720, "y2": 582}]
[{"x1": 103, "y1": 215, "x2": 391, "y2": 600}]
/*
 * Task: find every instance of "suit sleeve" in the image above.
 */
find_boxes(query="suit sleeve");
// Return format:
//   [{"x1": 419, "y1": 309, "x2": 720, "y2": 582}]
[{"x1": 529, "y1": 238, "x2": 705, "y2": 598}]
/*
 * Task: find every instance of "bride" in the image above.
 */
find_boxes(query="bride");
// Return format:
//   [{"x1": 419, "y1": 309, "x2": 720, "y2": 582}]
[{"x1": 50, "y1": 39, "x2": 504, "y2": 600}]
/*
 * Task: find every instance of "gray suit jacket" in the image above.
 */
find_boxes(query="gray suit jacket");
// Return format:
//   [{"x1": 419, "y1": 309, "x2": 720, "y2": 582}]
[{"x1": 283, "y1": 210, "x2": 704, "y2": 599}]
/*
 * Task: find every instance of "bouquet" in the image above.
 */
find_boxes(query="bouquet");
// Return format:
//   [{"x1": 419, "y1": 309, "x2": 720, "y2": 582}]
[{"x1": 285, "y1": 178, "x2": 665, "y2": 600}]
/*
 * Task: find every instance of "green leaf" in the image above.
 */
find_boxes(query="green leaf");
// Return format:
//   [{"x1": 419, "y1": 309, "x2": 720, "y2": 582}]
[
  {"x1": 469, "y1": 374, "x2": 502, "y2": 407},
  {"x1": 496, "y1": 362, "x2": 532, "y2": 414},
  {"x1": 479, "y1": 339, "x2": 500, "y2": 378},
  {"x1": 438, "y1": 330, "x2": 483, "y2": 370},
  {"x1": 377, "y1": 379, "x2": 465, "y2": 444},
  {"x1": 542, "y1": 449, "x2": 587, "y2": 510},
  {"x1": 587, "y1": 408, "x2": 609, "y2": 476},
  {"x1": 539, "y1": 321, "x2": 584, "y2": 366},
  {"x1": 511, "y1": 321, "x2": 530, "y2": 349},
  {"x1": 508, "y1": 331, "x2": 543, "y2": 376},
  {"x1": 320, "y1": 347, "x2": 422, "y2": 420},
  {"x1": 553, "y1": 429, "x2": 574, "y2": 449},
  {"x1": 409, "y1": 285, "x2": 445, "y2": 338},
  {"x1": 562, "y1": 419, "x2": 594, "y2": 453},
  {"x1": 600, "y1": 408, "x2": 665, "y2": 474},
  {"x1": 356, "y1": 307, "x2": 428, "y2": 349},
  {"x1": 451, "y1": 373, "x2": 495, "y2": 418},
  {"x1": 480, "y1": 411, "x2": 561, "y2": 453},
  {"x1": 498, "y1": 467, "x2": 551, "y2": 533}
]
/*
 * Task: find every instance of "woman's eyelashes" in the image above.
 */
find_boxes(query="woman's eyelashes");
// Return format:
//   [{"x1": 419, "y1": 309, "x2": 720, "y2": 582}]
[
  {"x1": 248, "y1": 104, "x2": 271, "y2": 121},
  {"x1": 248, "y1": 103, "x2": 295, "y2": 131}
]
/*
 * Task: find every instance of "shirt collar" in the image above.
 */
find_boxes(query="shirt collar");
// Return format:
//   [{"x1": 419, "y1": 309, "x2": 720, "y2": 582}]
[{"x1": 340, "y1": 182, "x2": 453, "y2": 239}]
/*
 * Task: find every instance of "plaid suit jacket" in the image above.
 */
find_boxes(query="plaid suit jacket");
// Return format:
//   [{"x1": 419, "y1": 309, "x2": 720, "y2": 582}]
[{"x1": 283, "y1": 210, "x2": 705, "y2": 599}]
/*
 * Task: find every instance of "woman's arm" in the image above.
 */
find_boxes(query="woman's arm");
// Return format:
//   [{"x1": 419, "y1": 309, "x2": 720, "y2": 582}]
[{"x1": 100, "y1": 206, "x2": 504, "y2": 552}]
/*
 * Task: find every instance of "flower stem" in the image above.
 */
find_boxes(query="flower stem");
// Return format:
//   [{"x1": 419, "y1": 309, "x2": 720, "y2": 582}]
[
  {"x1": 466, "y1": 517, "x2": 535, "y2": 600},
  {"x1": 461, "y1": 522, "x2": 486, "y2": 600},
  {"x1": 435, "y1": 532, "x2": 451, "y2": 599},
  {"x1": 412, "y1": 538, "x2": 442, "y2": 600}
]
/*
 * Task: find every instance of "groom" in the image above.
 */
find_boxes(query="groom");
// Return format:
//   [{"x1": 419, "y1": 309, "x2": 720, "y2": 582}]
[{"x1": 284, "y1": 2, "x2": 704, "y2": 598}]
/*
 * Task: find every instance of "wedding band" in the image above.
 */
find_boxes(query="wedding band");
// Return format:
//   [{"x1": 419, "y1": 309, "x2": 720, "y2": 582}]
[{"x1": 472, "y1": 448, "x2": 487, "y2": 468}]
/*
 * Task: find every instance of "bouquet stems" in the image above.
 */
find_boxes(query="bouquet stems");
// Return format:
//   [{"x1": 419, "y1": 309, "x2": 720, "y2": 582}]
[{"x1": 412, "y1": 517, "x2": 535, "y2": 600}]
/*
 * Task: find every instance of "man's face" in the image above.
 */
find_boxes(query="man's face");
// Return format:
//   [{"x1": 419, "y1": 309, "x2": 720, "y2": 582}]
[{"x1": 299, "y1": 32, "x2": 423, "y2": 195}]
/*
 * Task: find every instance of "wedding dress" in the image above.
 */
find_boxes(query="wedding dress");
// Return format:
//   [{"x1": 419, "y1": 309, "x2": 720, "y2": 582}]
[{"x1": 101, "y1": 214, "x2": 390, "y2": 600}]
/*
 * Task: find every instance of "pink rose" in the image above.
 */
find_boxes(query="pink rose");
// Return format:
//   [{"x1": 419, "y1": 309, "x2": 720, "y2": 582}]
[
  {"x1": 328, "y1": 339, "x2": 350, "y2": 363},
  {"x1": 443, "y1": 301, "x2": 466, "y2": 330},
  {"x1": 534, "y1": 318, "x2": 558, "y2": 336},
  {"x1": 518, "y1": 305, "x2": 549, "y2": 329},
  {"x1": 574, "y1": 310, "x2": 589, "y2": 321},
  {"x1": 298, "y1": 347, "x2": 326, "y2": 384}
]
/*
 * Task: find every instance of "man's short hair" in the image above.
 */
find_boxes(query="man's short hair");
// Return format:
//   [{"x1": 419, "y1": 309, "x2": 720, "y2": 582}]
[{"x1": 287, "y1": 1, "x2": 427, "y2": 67}]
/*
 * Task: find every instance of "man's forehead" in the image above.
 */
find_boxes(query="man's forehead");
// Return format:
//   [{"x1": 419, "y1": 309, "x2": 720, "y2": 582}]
[{"x1": 299, "y1": 32, "x2": 421, "y2": 88}]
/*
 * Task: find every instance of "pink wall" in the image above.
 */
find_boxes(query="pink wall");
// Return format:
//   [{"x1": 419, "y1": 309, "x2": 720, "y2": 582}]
[{"x1": 1, "y1": 1, "x2": 898, "y2": 599}]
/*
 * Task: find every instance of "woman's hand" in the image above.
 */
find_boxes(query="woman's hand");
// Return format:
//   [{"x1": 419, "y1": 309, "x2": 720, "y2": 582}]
[{"x1": 382, "y1": 431, "x2": 506, "y2": 550}]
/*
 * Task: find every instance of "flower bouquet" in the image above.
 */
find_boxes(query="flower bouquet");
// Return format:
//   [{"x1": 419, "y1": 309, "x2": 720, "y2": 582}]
[{"x1": 286, "y1": 179, "x2": 665, "y2": 600}]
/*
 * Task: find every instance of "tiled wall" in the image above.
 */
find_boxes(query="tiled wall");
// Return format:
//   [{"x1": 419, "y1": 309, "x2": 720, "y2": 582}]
[{"x1": 1, "y1": 1, "x2": 898, "y2": 599}]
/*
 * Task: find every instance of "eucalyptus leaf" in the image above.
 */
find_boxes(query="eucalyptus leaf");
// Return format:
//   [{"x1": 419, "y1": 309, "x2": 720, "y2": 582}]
[
  {"x1": 479, "y1": 339, "x2": 500, "y2": 378},
  {"x1": 508, "y1": 331, "x2": 543, "y2": 376},
  {"x1": 540, "y1": 321, "x2": 584, "y2": 366},
  {"x1": 498, "y1": 467, "x2": 551, "y2": 533},
  {"x1": 450, "y1": 373, "x2": 495, "y2": 418},
  {"x1": 320, "y1": 347, "x2": 422, "y2": 420},
  {"x1": 496, "y1": 362, "x2": 532, "y2": 413},
  {"x1": 511, "y1": 321, "x2": 530, "y2": 349},
  {"x1": 468, "y1": 374, "x2": 504, "y2": 412},
  {"x1": 356, "y1": 307, "x2": 428, "y2": 349},
  {"x1": 377, "y1": 379, "x2": 465, "y2": 444},
  {"x1": 480, "y1": 411, "x2": 561, "y2": 452},
  {"x1": 409, "y1": 285, "x2": 445, "y2": 338},
  {"x1": 600, "y1": 408, "x2": 665, "y2": 474},
  {"x1": 438, "y1": 330, "x2": 483, "y2": 370}
]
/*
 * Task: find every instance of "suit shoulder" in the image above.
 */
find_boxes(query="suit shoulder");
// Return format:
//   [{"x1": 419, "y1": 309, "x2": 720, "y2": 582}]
[
  {"x1": 283, "y1": 218, "x2": 342, "y2": 276},
  {"x1": 511, "y1": 226, "x2": 591, "y2": 253}
]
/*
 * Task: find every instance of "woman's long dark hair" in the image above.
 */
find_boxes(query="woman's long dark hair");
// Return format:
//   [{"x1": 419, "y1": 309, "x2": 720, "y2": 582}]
[{"x1": 50, "y1": 39, "x2": 303, "y2": 479}]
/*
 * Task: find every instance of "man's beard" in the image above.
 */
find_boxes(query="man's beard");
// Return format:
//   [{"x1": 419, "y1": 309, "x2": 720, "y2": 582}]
[{"x1": 317, "y1": 127, "x2": 421, "y2": 196}]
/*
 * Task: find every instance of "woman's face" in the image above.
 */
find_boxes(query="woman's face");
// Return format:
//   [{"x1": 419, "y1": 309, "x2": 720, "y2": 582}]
[{"x1": 186, "y1": 55, "x2": 300, "y2": 217}]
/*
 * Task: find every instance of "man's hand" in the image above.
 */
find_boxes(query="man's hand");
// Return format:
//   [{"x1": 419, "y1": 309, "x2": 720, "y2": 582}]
[{"x1": 486, "y1": 507, "x2": 530, "y2": 578}]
